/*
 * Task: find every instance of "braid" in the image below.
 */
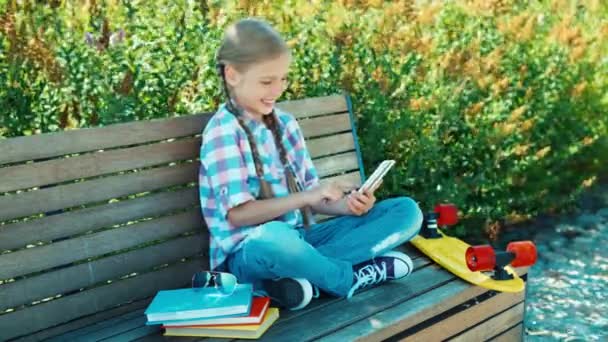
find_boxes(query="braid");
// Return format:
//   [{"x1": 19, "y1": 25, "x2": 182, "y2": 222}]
[
  {"x1": 217, "y1": 64, "x2": 313, "y2": 228},
  {"x1": 263, "y1": 113, "x2": 290, "y2": 167},
  {"x1": 264, "y1": 112, "x2": 314, "y2": 228},
  {"x1": 218, "y1": 64, "x2": 273, "y2": 199}
]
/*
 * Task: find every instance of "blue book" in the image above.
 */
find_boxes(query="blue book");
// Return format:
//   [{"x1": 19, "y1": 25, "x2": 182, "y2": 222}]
[{"x1": 145, "y1": 284, "x2": 252, "y2": 324}]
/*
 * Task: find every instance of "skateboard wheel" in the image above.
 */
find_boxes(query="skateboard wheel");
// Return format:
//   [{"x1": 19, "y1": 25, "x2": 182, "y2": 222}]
[
  {"x1": 466, "y1": 245, "x2": 496, "y2": 271},
  {"x1": 507, "y1": 241, "x2": 537, "y2": 267},
  {"x1": 435, "y1": 204, "x2": 458, "y2": 226}
]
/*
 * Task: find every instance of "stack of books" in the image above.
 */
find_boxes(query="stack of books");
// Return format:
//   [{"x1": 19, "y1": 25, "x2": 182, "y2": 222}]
[{"x1": 144, "y1": 284, "x2": 279, "y2": 339}]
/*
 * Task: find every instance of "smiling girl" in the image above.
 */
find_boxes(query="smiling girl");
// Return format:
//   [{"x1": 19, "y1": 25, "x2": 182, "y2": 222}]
[{"x1": 198, "y1": 18, "x2": 423, "y2": 310}]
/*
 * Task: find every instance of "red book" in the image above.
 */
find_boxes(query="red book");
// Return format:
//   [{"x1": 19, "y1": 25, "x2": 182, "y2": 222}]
[{"x1": 162, "y1": 297, "x2": 270, "y2": 328}]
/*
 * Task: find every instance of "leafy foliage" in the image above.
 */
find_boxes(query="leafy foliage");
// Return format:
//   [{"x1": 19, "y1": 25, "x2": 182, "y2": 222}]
[{"x1": 1, "y1": 0, "x2": 607, "y2": 237}]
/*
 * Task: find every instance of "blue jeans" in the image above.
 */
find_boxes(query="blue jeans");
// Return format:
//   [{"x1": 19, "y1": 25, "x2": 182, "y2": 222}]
[{"x1": 226, "y1": 197, "x2": 423, "y2": 297}]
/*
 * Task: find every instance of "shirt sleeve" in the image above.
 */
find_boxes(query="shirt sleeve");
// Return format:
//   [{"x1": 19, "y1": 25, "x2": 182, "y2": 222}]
[
  {"x1": 284, "y1": 116, "x2": 320, "y2": 191},
  {"x1": 200, "y1": 122, "x2": 255, "y2": 221}
]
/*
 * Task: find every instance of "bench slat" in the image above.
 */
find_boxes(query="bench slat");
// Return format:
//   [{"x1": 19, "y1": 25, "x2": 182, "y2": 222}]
[
  {"x1": 0, "y1": 115, "x2": 209, "y2": 166},
  {"x1": 323, "y1": 269, "x2": 528, "y2": 341},
  {"x1": 0, "y1": 235, "x2": 205, "y2": 311},
  {"x1": 300, "y1": 113, "x2": 351, "y2": 138},
  {"x1": 448, "y1": 302, "x2": 525, "y2": 342},
  {"x1": 276, "y1": 94, "x2": 347, "y2": 119},
  {"x1": 76, "y1": 315, "x2": 158, "y2": 342},
  {"x1": 47, "y1": 308, "x2": 149, "y2": 342},
  {"x1": 491, "y1": 323, "x2": 523, "y2": 342},
  {"x1": 321, "y1": 170, "x2": 360, "y2": 187},
  {"x1": 12, "y1": 298, "x2": 151, "y2": 342},
  {"x1": 0, "y1": 137, "x2": 201, "y2": 194},
  {"x1": 0, "y1": 209, "x2": 201, "y2": 280},
  {"x1": 0, "y1": 95, "x2": 345, "y2": 165},
  {"x1": 405, "y1": 291, "x2": 525, "y2": 341},
  {"x1": 258, "y1": 263, "x2": 454, "y2": 341},
  {"x1": 0, "y1": 162, "x2": 198, "y2": 222},
  {"x1": 307, "y1": 132, "x2": 355, "y2": 158},
  {"x1": 0, "y1": 260, "x2": 201, "y2": 341},
  {"x1": 318, "y1": 280, "x2": 486, "y2": 342},
  {"x1": 315, "y1": 152, "x2": 359, "y2": 178},
  {"x1": 0, "y1": 115, "x2": 353, "y2": 195},
  {"x1": 0, "y1": 187, "x2": 198, "y2": 251}
]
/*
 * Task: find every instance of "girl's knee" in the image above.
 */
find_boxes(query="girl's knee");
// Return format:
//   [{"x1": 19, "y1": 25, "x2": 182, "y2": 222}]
[
  {"x1": 244, "y1": 221, "x2": 309, "y2": 263},
  {"x1": 382, "y1": 196, "x2": 423, "y2": 236},
  {"x1": 248, "y1": 221, "x2": 298, "y2": 243},
  {"x1": 398, "y1": 196, "x2": 423, "y2": 227},
  {"x1": 387, "y1": 196, "x2": 423, "y2": 218}
]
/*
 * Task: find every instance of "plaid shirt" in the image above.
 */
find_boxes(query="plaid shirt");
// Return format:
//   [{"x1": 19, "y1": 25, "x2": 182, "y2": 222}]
[{"x1": 199, "y1": 104, "x2": 320, "y2": 270}]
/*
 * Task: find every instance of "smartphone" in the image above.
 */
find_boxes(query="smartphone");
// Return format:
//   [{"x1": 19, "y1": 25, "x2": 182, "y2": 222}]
[{"x1": 358, "y1": 160, "x2": 395, "y2": 193}]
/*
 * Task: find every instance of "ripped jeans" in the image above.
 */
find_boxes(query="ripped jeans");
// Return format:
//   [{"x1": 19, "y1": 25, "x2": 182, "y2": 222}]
[{"x1": 226, "y1": 197, "x2": 424, "y2": 297}]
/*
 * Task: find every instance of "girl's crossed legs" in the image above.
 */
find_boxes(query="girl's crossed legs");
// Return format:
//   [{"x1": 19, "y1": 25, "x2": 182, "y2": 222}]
[{"x1": 227, "y1": 196, "x2": 423, "y2": 298}]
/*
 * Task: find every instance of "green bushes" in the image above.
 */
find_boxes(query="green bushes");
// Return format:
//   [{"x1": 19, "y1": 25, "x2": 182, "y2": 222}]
[{"x1": 1, "y1": 0, "x2": 606, "y2": 237}]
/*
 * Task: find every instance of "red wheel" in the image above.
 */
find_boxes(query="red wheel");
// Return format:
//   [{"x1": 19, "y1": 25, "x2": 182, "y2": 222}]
[
  {"x1": 435, "y1": 204, "x2": 458, "y2": 226},
  {"x1": 507, "y1": 241, "x2": 537, "y2": 267},
  {"x1": 466, "y1": 245, "x2": 496, "y2": 271}
]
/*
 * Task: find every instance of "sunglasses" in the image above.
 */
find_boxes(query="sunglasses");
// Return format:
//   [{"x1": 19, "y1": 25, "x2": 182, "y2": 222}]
[{"x1": 191, "y1": 271, "x2": 238, "y2": 296}]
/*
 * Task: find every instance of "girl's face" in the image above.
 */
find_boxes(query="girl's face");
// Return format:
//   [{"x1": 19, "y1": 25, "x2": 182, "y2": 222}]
[{"x1": 225, "y1": 52, "x2": 290, "y2": 120}]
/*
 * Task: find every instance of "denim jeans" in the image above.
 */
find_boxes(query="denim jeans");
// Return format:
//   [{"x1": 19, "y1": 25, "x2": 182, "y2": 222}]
[{"x1": 226, "y1": 196, "x2": 424, "y2": 297}]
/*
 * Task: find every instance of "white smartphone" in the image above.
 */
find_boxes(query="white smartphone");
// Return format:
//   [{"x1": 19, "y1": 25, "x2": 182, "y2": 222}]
[{"x1": 358, "y1": 160, "x2": 395, "y2": 193}]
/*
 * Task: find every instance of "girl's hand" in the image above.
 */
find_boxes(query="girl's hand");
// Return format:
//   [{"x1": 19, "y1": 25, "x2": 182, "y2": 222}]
[
  {"x1": 306, "y1": 181, "x2": 351, "y2": 205},
  {"x1": 346, "y1": 180, "x2": 382, "y2": 216}
]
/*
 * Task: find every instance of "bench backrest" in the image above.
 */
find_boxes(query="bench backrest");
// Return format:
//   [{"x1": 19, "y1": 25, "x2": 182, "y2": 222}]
[{"x1": 0, "y1": 94, "x2": 364, "y2": 340}]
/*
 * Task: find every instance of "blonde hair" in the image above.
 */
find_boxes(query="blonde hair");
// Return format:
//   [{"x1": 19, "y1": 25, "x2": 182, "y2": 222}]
[{"x1": 216, "y1": 18, "x2": 313, "y2": 227}]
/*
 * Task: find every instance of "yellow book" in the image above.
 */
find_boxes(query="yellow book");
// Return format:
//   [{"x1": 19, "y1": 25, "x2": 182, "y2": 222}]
[{"x1": 163, "y1": 307, "x2": 279, "y2": 339}]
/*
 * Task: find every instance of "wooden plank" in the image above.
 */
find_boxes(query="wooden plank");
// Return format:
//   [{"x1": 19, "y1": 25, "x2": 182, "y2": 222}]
[
  {"x1": 47, "y1": 307, "x2": 148, "y2": 342},
  {"x1": 307, "y1": 133, "x2": 355, "y2": 159},
  {"x1": 403, "y1": 291, "x2": 525, "y2": 341},
  {"x1": 0, "y1": 95, "x2": 343, "y2": 165},
  {"x1": 257, "y1": 263, "x2": 455, "y2": 341},
  {"x1": 491, "y1": 323, "x2": 523, "y2": 342},
  {"x1": 74, "y1": 315, "x2": 158, "y2": 342},
  {"x1": 13, "y1": 298, "x2": 152, "y2": 342},
  {"x1": 447, "y1": 303, "x2": 525, "y2": 342},
  {"x1": 0, "y1": 209, "x2": 202, "y2": 280},
  {"x1": 99, "y1": 324, "x2": 161, "y2": 342},
  {"x1": 0, "y1": 137, "x2": 200, "y2": 194},
  {"x1": 0, "y1": 162, "x2": 198, "y2": 222},
  {"x1": 0, "y1": 187, "x2": 198, "y2": 251},
  {"x1": 1, "y1": 260, "x2": 201, "y2": 341},
  {"x1": 315, "y1": 152, "x2": 359, "y2": 178},
  {"x1": 1, "y1": 235, "x2": 205, "y2": 311},
  {"x1": 276, "y1": 94, "x2": 347, "y2": 119},
  {"x1": 318, "y1": 280, "x2": 487, "y2": 342},
  {"x1": 300, "y1": 113, "x2": 351, "y2": 139},
  {"x1": 321, "y1": 170, "x2": 361, "y2": 185},
  {"x1": 0, "y1": 114, "x2": 209, "y2": 165},
  {"x1": 1, "y1": 121, "x2": 355, "y2": 194},
  {"x1": 325, "y1": 269, "x2": 528, "y2": 342}
]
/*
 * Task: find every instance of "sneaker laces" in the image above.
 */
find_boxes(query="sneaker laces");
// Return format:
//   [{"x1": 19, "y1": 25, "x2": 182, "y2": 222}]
[
  {"x1": 312, "y1": 285, "x2": 320, "y2": 299},
  {"x1": 346, "y1": 261, "x2": 387, "y2": 299}
]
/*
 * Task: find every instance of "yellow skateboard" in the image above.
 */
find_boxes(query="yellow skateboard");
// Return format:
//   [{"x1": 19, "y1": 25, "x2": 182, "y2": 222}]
[{"x1": 411, "y1": 204, "x2": 537, "y2": 293}]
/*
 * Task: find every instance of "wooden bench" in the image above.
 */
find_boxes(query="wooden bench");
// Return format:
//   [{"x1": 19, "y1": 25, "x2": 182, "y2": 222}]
[{"x1": 0, "y1": 94, "x2": 527, "y2": 341}]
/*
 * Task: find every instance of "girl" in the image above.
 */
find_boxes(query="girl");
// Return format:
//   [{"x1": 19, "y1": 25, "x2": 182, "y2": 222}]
[{"x1": 199, "y1": 18, "x2": 423, "y2": 310}]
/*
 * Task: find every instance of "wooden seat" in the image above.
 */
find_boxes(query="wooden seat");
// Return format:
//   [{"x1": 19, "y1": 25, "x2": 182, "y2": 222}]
[{"x1": 0, "y1": 94, "x2": 526, "y2": 341}]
